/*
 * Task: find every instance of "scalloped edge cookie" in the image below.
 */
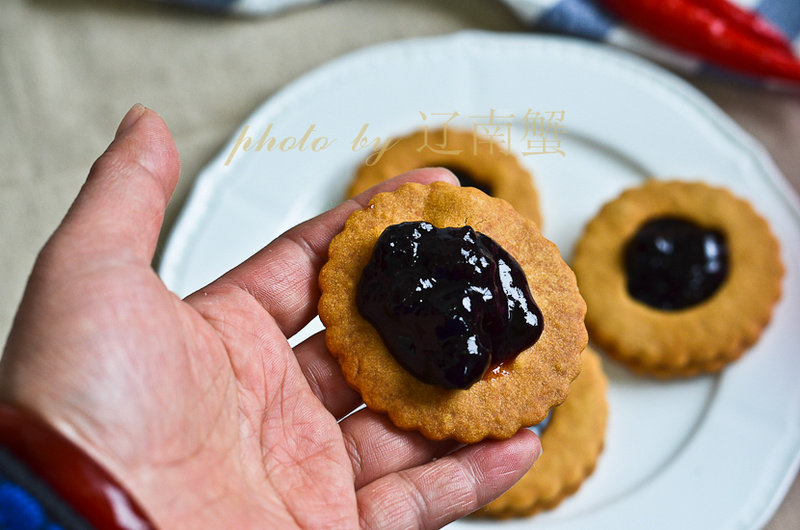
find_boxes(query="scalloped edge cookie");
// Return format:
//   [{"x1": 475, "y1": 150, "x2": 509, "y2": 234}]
[
  {"x1": 474, "y1": 347, "x2": 608, "y2": 518},
  {"x1": 572, "y1": 180, "x2": 783, "y2": 377},
  {"x1": 319, "y1": 182, "x2": 586, "y2": 443},
  {"x1": 347, "y1": 128, "x2": 543, "y2": 226}
]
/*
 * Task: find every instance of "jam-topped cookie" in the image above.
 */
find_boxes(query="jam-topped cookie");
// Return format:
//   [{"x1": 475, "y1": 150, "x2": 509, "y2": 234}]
[
  {"x1": 319, "y1": 182, "x2": 586, "y2": 443},
  {"x1": 573, "y1": 180, "x2": 783, "y2": 377},
  {"x1": 347, "y1": 128, "x2": 543, "y2": 226},
  {"x1": 475, "y1": 347, "x2": 608, "y2": 519}
]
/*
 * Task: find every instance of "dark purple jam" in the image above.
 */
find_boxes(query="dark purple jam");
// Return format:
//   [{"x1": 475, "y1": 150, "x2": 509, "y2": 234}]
[
  {"x1": 442, "y1": 166, "x2": 493, "y2": 196},
  {"x1": 624, "y1": 217, "x2": 729, "y2": 310},
  {"x1": 357, "y1": 221, "x2": 543, "y2": 390}
]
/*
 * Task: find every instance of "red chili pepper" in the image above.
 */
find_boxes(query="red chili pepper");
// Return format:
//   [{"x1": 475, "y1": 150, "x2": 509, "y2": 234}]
[
  {"x1": 693, "y1": 0, "x2": 794, "y2": 55},
  {"x1": 599, "y1": 0, "x2": 800, "y2": 83}
]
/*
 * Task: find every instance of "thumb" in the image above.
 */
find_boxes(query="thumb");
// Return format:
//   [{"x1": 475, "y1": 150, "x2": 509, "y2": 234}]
[{"x1": 49, "y1": 105, "x2": 180, "y2": 266}]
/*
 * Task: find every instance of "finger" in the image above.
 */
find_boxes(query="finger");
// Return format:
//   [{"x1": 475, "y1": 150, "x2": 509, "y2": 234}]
[
  {"x1": 45, "y1": 105, "x2": 180, "y2": 266},
  {"x1": 339, "y1": 407, "x2": 460, "y2": 489},
  {"x1": 292, "y1": 331, "x2": 362, "y2": 419},
  {"x1": 203, "y1": 167, "x2": 457, "y2": 338},
  {"x1": 356, "y1": 429, "x2": 540, "y2": 529}
]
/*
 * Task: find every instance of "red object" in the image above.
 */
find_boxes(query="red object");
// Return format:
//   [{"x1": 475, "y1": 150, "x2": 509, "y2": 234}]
[
  {"x1": 599, "y1": 0, "x2": 800, "y2": 83},
  {"x1": 0, "y1": 404, "x2": 156, "y2": 530},
  {"x1": 694, "y1": 0, "x2": 794, "y2": 54}
]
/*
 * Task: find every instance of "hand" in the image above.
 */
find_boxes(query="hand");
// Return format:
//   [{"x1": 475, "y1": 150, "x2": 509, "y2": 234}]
[{"x1": 0, "y1": 105, "x2": 540, "y2": 528}]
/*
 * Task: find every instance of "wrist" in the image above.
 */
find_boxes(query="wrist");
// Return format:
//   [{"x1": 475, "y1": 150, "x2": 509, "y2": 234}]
[{"x1": 0, "y1": 403, "x2": 156, "y2": 529}]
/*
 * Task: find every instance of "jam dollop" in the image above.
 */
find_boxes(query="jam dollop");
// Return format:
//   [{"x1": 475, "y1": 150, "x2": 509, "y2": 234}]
[
  {"x1": 442, "y1": 166, "x2": 494, "y2": 196},
  {"x1": 357, "y1": 221, "x2": 543, "y2": 390},
  {"x1": 624, "y1": 216, "x2": 729, "y2": 310}
]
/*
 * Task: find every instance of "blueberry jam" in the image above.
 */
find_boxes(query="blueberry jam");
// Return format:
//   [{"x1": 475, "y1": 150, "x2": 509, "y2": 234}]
[
  {"x1": 357, "y1": 221, "x2": 543, "y2": 390},
  {"x1": 442, "y1": 166, "x2": 494, "y2": 196},
  {"x1": 624, "y1": 217, "x2": 729, "y2": 310}
]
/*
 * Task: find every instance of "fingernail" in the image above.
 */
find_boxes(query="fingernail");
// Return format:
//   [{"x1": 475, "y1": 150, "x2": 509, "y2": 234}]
[
  {"x1": 115, "y1": 104, "x2": 146, "y2": 139},
  {"x1": 437, "y1": 166, "x2": 459, "y2": 186}
]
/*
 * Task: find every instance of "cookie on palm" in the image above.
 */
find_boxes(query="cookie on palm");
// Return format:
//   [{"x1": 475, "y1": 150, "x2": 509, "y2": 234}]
[{"x1": 319, "y1": 182, "x2": 586, "y2": 443}]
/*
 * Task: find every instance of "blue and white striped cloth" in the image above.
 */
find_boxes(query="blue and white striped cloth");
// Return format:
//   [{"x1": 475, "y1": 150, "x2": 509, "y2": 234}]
[{"x1": 160, "y1": 0, "x2": 800, "y2": 85}]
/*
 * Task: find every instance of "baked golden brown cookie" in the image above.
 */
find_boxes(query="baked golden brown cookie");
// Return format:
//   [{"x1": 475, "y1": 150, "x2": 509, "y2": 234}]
[
  {"x1": 573, "y1": 180, "x2": 783, "y2": 377},
  {"x1": 319, "y1": 182, "x2": 586, "y2": 443},
  {"x1": 474, "y1": 347, "x2": 608, "y2": 519},
  {"x1": 347, "y1": 128, "x2": 543, "y2": 226}
]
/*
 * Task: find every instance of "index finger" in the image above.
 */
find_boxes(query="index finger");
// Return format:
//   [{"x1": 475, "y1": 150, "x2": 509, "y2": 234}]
[{"x1": 197, "y1": 168, "x2": 458, "y2": 337}]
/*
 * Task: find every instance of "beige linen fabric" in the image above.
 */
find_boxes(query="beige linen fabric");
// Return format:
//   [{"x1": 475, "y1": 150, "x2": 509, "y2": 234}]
[{"x1": 1, "y1": 0, "x2": 798, "y2": 526}]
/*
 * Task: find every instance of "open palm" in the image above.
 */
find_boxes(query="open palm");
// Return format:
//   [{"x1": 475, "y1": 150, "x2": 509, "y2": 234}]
[{"x1": 0, "y1": 106, "x2": 539, "y2": 529}]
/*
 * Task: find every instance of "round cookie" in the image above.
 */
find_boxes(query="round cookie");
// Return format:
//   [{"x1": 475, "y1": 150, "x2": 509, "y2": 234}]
[
  {"x1": 474, "y1": 347, "x2": 608, "y2": 519},
  {"x1": 347, "y1": 128, "x2": 543, "y2": 226},
  {"x1": 319, "y1": 182, "x2": 587, "y2": 443},
  {"x1": 573, "y1": 180, "x2": 783, "y2": 377}
]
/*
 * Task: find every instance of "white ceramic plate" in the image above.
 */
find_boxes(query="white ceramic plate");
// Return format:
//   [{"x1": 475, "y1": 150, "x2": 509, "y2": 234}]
[{"x1": 159, "y1": 32, "x2": 800, "y2": 530}]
